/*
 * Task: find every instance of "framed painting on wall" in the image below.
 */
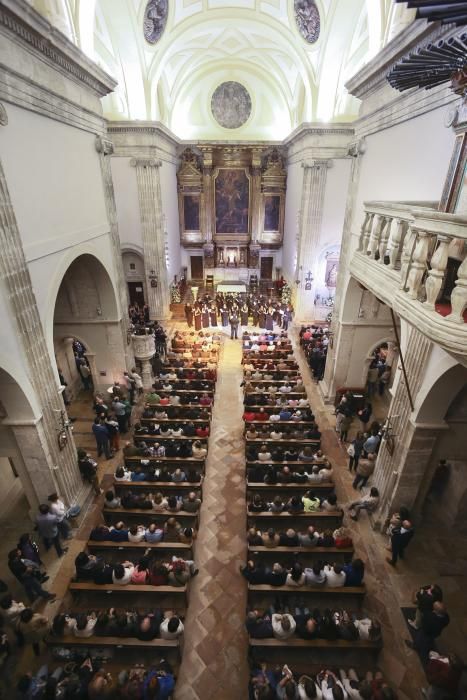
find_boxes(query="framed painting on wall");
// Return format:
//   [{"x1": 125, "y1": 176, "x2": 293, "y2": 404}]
[
  {"x1": 264, "y1": 194, "x2": 281, "y2": 232},
  {"x1": 214, "y1": 169, "x2": 250, "y2": 235},
  {"x1": 325, "y1": 258, "x2": 339, "y2": 288},
  {"x1": 183, "y1": 194, "x2": 200, "y2": 232}
]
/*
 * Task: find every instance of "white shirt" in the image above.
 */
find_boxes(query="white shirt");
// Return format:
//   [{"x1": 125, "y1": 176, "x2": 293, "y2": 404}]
[
  {"x1": 159, "y1": 618, "x2": 184, "y2": 639},
  {"x1": 324, "y1": 565, "x2": 346, "y2": 587},
  {"x1": 299, "y1": 683, "x2": 322, "y2": 700},
  {"x1": 304, "y1": 568, "x2": 326, "y2": 585},
  {"x1": 49, "y1": 499, "x2": 67, "y2": 521},
  {"x1": 321, "y1": 680, "x2": 348, "y2": 700},
  {"x1": 354, "y1": 618, "x2": 372, "y2": 639},
  {"x1": 271, "y1": 613, "x2": 296, "y2": 639},
  {"x1": 269, "y1": 414, "x2": 280, "y2": 422},
  {"x1": 128, "y1": 527, "x2": 145, "y2": 543},
  {"x1": 112, "y1": 565, "x2": 134, "y2": 585},
  {"x1": 114, "y1": 469, "x2": 131, "y2": 482}
]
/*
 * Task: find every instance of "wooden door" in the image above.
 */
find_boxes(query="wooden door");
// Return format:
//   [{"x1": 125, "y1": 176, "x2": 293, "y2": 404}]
[
  {"x1": 190, "y1": 255, "x2": 204, "y2": 280},
  {"x1": 260, "y1": 256, "x2": 273, "y2": 279},
  {"x1": 127, "y1": 282, "x2": 145, "y2": 307}
]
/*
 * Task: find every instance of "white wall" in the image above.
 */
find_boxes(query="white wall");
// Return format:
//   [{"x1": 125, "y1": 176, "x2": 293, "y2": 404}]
[
  {"x1": 0, "y1": 104, "x2": 108, "y2": 257},
  {"x1": 111, "y1": 157, "x2": 144, "y2": 250},
  {"x1": 353, "y1": 106, "x2": 455, "y2": 231}
]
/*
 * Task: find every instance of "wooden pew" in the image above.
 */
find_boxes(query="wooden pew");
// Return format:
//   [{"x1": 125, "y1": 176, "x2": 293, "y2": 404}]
[
  {"x1": 247, "y1": 545, "x2": 353, "y2": 563},
  {"x1": 134, "y1": 435, "x2": 208, "y2": 443},
  {"x1": 69, "y1": 582, "x2": 188, "y2": 606},
  {"x1": 247, "y1": 511, "x2": 343, "y2": 527},
  {"x1": 46, "y1": 635, "x2": 180, "y2": 652},
  {"x1": 248, "y1": 583, "x2": 365, "y2": 601},
  {"x1": 102, "y1": 508, "x2": 199, "y2": 526},
  {"x1": 246, "y1": 438, "x2": 320, "y2": 447},
  {"x1": 249, "y1": 638, "x2": 381, "y2": 651},
  {"x1": 87, "y1": 540, "x2": 192, "y2": 554},
  {"x1": 113, "y1": 480, "x2": 201, "y2": 493},
  {"x1": 246, "y1": 482, "x2": 334, "y2": 494}
]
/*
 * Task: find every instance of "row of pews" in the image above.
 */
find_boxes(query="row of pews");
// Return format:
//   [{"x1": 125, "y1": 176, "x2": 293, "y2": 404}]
[
  {"x1": 46, "y1": 334, "x2": 221, "y2": 689},
  {"x1": 241, "y1": 331, "x2": 382, "y2": 674}
]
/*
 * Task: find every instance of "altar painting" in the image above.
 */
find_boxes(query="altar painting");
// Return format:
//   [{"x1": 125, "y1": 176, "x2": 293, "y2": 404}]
[
  {"x1": 215, "y1": 169, "x2": 249, "y2": 234},
  {"x1": 183, "y1": 195, "x2": 200, "y2": 231}
]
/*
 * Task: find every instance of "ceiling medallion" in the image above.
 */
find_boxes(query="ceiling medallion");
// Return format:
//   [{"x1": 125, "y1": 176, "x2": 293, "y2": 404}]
[
  {"x1": 211, "y1": 82, "x2": 252, "y2": 130},
  {"x1": 294, "y1": 0, "x2": 320, "y2": 44},
  {"x1": 143, "y1": 0, "x2": 168, "y2": 45}
]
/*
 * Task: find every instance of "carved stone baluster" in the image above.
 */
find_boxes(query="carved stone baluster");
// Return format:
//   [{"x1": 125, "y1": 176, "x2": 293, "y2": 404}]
[
  {"x1": 367, "y1": 215, "x2": 385, "y2": 259},
  {"x1": 400, "y1": 225, "x2": 416, "y2": 289},
  {"x1": 388, "y1": 218, "x2": 405, "y2": 269},
  {"x1": 358, "y1": 212, "x2": 370, "y2": 251},
  {"x1": 406, "y1": 230, "x2": 431, "y2": 299},
  {"x1": 360, "y1": 212, "x2": 374, "y2": 253},
  {"x1": 424, "y1": 235, "x2": 451, "y2": 309},
  {"x1": 447, "y1": 250, "x2": 467, "y2": 323},
  {"x1": 378, "y1": 216, "x2": 392, "y2": 263}
]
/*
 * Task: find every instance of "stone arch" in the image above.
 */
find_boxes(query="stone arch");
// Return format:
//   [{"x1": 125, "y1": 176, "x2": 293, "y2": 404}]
[
  {"x1": 0, "y1": 366, "x2": 46, "y2": 513},
  {"x1": 52, "y1": 253, "x2": 126, "y2": 392},
  {"x1": 414, "y1": 362, "x2": 467, "y2": 425},
  {"x1": 122, "y1": 247, "x2": 148, "y2": 308},
  {"x1": 361, "y1": 334, "x2": 398, "y2": 388}
]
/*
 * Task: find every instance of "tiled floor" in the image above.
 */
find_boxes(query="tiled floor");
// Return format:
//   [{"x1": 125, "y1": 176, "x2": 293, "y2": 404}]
[{"x1": 2, "y1": 322, "x2": 467, "y2": 699}]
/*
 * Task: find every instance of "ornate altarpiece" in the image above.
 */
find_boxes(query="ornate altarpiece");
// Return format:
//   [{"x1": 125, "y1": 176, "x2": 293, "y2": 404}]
[{"x1": 177, "y1": 146, "x2": 286, "y2": 270}]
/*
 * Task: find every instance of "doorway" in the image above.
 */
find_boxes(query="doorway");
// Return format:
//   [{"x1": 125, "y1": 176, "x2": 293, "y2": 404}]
[
  {"x1": 128, "y1": 281, "x2": 145, "y2": 307},
  {"x1": 260, "y1": 256, "x2": 273, "y2": 279},
  {"x1": 190, "y1": 255, "x2": 204, "y2": 280}
]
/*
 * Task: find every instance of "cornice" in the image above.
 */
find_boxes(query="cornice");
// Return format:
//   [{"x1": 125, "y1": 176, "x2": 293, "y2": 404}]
[
  {"x1": 283, "y1": 122, "x2": 355, "y2": 146},
  {"x1": 0, "y1": 0, "x2": 116, "y2": 98},
  {"x1": 107, "y1": 120, "x2": 181, "y2": 146},
  {"x1": 346, "y1": 20, "x2": 456, "y2": 101}
]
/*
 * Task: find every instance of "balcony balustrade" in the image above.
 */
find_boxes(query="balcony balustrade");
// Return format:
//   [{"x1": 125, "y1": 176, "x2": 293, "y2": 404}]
[{"x1": 350, "y1": 201, "x2": 467, "y2": 359}]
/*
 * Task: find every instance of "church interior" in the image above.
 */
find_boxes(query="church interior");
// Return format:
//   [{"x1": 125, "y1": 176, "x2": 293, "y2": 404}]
[{"x1": 0, "y1": 0, "x2": 466, "y2": 697}]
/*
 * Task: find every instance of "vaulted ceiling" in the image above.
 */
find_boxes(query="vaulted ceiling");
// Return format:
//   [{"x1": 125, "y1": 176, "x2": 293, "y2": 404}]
[{"x1": 29, "y1": 0, "x2": 416, "y2": 140}]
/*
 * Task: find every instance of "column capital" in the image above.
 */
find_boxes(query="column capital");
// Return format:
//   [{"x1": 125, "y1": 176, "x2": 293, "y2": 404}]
[
  {"x1": 301, "y1": 159, "x2": 332, "y2": 170},
  {"x1": 95, "y1": 135, "x2": 114, "y2": 155},
  {"x1": 0, "y1": 102, "x2": 8, "y2": 126},
  {"x1": 130, "y1": 158, "x2": 162, "y2": 168}
]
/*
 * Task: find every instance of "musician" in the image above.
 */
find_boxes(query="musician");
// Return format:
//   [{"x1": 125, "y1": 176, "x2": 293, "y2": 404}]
[
  {"x1": 202, "y1": 305, "x2": 210, "y2": 329},
  {"x1": 220, "y1": 305, "x2": 229, "y2": 327},
  {"x1": 240, "y1": 303, "x2": 249, "y2": 327},
  {"x1": 193, "y1": 306, "x2": 202, "y2": 331},
  {"x1": 184, "y1": 303, "x2": 193, "y2": 328},
  {"x1": 209, "y1": 304, "x2": 218, "y2": 327}
]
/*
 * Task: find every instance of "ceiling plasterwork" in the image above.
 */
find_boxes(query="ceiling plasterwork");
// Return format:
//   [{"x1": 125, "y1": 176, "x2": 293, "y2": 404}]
[{"x1": 30, "y1": 0, "x2": 415, "y2": 140}]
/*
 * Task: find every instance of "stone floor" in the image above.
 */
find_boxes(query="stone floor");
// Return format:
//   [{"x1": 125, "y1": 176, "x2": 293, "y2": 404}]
[{"x1": 1, "y1": 322, "x2": 467, "y2": 699}]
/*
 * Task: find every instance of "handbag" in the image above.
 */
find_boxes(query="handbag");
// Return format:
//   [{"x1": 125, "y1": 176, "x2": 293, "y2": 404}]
[{"x1": 347, "y1": 443, "x2": 355, "y2": 457}]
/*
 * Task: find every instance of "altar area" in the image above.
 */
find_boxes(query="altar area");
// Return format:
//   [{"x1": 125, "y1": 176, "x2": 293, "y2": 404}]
[{"x1": 216, "y1": 280, "x2": 247, "y2": 294}]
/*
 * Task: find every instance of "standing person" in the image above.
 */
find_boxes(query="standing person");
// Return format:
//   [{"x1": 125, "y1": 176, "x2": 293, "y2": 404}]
[
  {"x1": 47, "y1": 493, "x2": 71, "y2": 540},
  {"x1": 184, "y1": 303, "x2": 193, "y2": 328},
  {"x1": 8, "y1": 550, "x2": 55, "y2": 602},
  {"x1": 77, "y1": 449, "x2": 102, "y2": 495},
  {"x1": 16, "y1": 608, "x2": 50, "y2": 656},
  {"x1": 220, "y1": 305, "x2": 229, "y2": 328},
  {"x1": 193, "y1": 306, "x2": 202, "y2": 331},
  {"x1": 130, "y1": 367, "x2": 143, "y2": 396},
  {"x1": 35, "y1": 505, "x2": 68, "y2": 557},
  {"x1": 265, "y1": 306, "x2": 274, "y2": 331},
  {"x1": 92, "y1": 418, "x2": 112, "y2": 459},
  {"x1": 348, "y1": 431, "x2": 365, "y2": 472},
  {"x1": 357, "y1": 402, "x2": 372, "y2": 431},
  {"x1": 352, "y1": 453, "x2": 376, "y2": 490},
  {"x1": 387, "y1": 518, "x2": 415, "y2": 567},
  {"x1": 229, "y1": 311, "x2": 239, "y2": 340},
  {"x1": 202, "y1": 304, "x2": 210, "y2": 329},
  {"x1": 105, "y1": 415, "x2": 120, "y2": 453},
  {"x1": 209, "y1": 303, "x2": 218, "y2": 327},
  {"x1": 240, "y1": 302, "x2": 249, "y2": 327},
  {"x1": 367, "y1": 363, "x2": 379, "y2": 396},
  {"x1": 57, "y1": 368, "x2": 70, "y2": 406},
  {"x1": 282, "y1": 306, "x2": 291, "y2": 331},
  {"x1": 123, "y1": 372, "x2": 136, "y2": 405},
  {"x1": 111, "y1": 397, "x2": 128, "y2": 434},
  {"x1": 79, "y1": 361, "x2": 92, "y2": 391}
]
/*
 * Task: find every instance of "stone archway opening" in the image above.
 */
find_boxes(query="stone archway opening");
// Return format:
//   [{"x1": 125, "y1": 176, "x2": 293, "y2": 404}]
[
  {"x1": 0, "y1": 368, "x2": 44, "y2": 517},
  {"x1": 53, "y1": 254, "x2": 126, "y2": 393}
]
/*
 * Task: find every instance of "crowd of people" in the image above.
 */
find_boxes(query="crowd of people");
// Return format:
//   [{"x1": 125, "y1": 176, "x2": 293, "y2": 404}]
[
  {"x1": 241, "y1": 557, "x2": 363, "y2": 589},
  {"x1": 184, "y1": 291, "x2": 293, "y2": 334}
]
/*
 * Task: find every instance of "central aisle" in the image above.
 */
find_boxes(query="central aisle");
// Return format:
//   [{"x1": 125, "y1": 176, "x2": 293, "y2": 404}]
[{"x1": 175, "y1": 336, "x2": 250, "y2": 700}]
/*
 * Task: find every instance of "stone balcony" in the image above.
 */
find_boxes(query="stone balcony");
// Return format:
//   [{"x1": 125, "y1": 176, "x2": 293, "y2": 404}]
[{"x1": 349, "y1": 201, "x2": 467, "y2": 361}]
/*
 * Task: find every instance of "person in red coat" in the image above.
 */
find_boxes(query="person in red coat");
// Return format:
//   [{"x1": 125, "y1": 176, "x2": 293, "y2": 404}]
[
  {"x1": 255, "y1": 408, "x2": 269, "y2": 421},
  {"x1": 423, "y1": 651, "x2": 463, "y2": 699}
]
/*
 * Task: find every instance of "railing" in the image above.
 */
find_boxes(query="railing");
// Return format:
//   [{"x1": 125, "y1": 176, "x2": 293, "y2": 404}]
[{"x1": 357, "y1": 201, "x2": 467, "y2": 323}]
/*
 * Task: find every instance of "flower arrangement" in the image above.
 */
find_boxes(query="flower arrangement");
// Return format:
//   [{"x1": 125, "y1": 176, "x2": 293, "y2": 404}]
[
  {"x1": 170, "y1": 282, "x2": 181, "y2": 303},
  {"x1": 281, "y1": 283, "x2": 292, "y2": 304}
]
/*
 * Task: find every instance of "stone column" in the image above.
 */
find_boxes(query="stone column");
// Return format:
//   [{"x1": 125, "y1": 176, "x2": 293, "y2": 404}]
[
  {"x1": 294, "y1": 160, "x2": 331, "y2": 319},
  {"x1": 95, "y1": 136, "x2": 134, "y2": 370},
  {"x1": 131, "y1": 333, "x2": 155, "y2": 390},
  {"x1": 0, "y1": 107, "x2": 85, "y2": 508},
  {"x1": 130, "y1": 158, "x2": 170, "y2": 320},
  {"x1": 320, "y1": 147, "x2": 363, "y2": 402},
  {"x1": 251, "y1": 147, "x2": 263, "y2": 243},
  {"x1": 373, "y1": 327, "x2": 434, "y2": 525}
]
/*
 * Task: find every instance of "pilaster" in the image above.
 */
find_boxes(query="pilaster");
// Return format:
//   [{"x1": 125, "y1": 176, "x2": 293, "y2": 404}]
[
  {"x1": 130, "y1": 158, "x2": 170, "y2": 320},
  {"x1": 373, "y1": 327, "x2": 433, "y2": 524},
  {"x1": 0, "y1": 111, "x2": 85, "y2": 508},
  {"x1": 320, "y1": 149, "x2": 363, "y2": 402},
  {"x1": 95, "y1": 136, "x2": 134, "y2": 370},
  {"x1": 294, "y1": 160, "x2": 331, "y2": 319}
]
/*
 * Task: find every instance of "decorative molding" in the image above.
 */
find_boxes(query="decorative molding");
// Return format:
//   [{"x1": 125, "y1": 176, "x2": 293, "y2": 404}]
[
  {"x1": 0, "y1": 0, "x2": 116, "y2": 98},
  {"x1": 130, "y1": 158, "x2": 162, "y2": 168},
  {"x1": 301, "y1": 159, "x2": 332, "y2": 170},
  {"x1": 95, "y1": 136, "x2": 114, "y2": 156},
  {"x1": 0, "y1": 101, "x2": 7, "y2": 126}
]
